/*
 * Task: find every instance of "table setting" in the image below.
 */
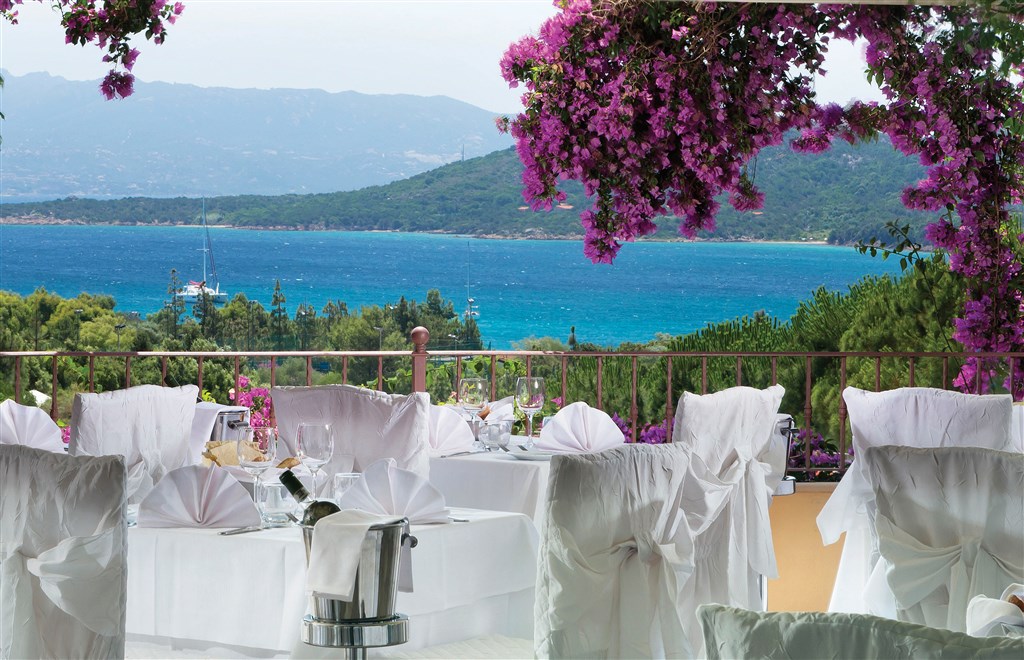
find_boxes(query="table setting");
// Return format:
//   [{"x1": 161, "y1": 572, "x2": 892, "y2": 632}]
[{"x1": 122, "y1": 445, "x2": 539, "y2": 656}]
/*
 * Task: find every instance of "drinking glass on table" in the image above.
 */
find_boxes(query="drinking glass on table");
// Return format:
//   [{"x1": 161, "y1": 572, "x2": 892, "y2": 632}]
[
  {"x1": 296, "y1": 423, "x2": 334, "y2": 498},
  {"x1": 516, "y1": 377, "x2": 546, "y2": 450},
  {"x1": 333, "y1": 472, "x2": 361, "y2": 504},
  {"x1": 237, "y1": 426, "x2": 279, "y2": 525},
  {"x1": 459, "y1": 377, "x2": 489, "y2": 447}
]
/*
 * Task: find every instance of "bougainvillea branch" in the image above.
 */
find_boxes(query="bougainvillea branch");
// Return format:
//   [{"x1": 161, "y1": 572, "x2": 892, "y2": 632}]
[
  {"x1": 0, "y1": 0, "x2": 184, "y2": 99},
  {"x1": 500, "y1": 0, "x2": 1023, "y2": 396}
]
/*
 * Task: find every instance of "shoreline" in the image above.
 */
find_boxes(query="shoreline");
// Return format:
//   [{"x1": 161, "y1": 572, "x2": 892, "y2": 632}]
[{"x1": 0, "y1": 217, "x2": 833, "y2": 246}]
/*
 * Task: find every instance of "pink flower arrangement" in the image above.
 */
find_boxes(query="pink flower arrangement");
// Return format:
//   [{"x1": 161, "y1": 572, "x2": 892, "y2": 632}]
[{"x1": 228, "y1": 374, "x2": 273, "y2": 428}]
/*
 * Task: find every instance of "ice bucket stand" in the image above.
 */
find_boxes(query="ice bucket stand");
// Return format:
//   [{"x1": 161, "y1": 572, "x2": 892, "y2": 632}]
[{"x1": 300, "y1": 518, "x2": 417, "y2": 659}]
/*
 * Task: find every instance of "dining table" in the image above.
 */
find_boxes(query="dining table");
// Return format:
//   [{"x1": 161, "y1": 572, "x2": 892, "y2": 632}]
[
  {"x1": 428, "y1": 443, "x2": 552, "y2": 527},
  {"x1": 124, "y1": 507, "x2": 538, "y2": 657}
]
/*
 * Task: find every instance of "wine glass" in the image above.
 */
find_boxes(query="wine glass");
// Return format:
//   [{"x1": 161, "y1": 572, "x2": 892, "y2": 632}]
[
  {"x1": 516, "y1": 377, "x2": 546, "y2": 450},
  {"x1": 237, "y1": 426, "x2": 278, "y2": 525},
  {"x1": 296, "y1": 422, "x2": 334, "y2": 498},
  {"x1": 459, "y1": 377, "x2": 489, "y2": 448}
]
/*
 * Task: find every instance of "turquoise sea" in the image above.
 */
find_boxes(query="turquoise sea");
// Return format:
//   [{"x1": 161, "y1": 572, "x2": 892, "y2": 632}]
[{"x1": 0, "y1": 225, "x2": 903, "y2": 348}]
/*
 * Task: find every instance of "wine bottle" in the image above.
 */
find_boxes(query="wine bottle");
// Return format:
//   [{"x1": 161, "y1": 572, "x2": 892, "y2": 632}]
[{"x1": 279, "y1": 469, "x2": 340, "y2": 526}]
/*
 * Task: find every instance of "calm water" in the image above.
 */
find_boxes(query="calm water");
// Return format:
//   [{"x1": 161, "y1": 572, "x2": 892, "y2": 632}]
[{"x1": 0, "y1": 225, "x2": 902, "y2": 348}]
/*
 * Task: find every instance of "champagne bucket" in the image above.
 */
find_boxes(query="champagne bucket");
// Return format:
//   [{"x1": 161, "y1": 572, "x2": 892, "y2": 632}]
[{"x1": 302, "y1": 518, "x2": 415, "y2": 622}]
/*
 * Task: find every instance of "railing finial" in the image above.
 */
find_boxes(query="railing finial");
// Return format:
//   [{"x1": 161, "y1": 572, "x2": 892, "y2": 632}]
[
  {"x1": 410, "y1": 326, "x2": 430, "y2": 393},
  {"x1": 411, "y1": 326, "x2": 430, "y2": 353}
]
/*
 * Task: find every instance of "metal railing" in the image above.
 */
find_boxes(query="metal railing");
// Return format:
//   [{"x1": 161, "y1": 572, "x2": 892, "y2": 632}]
[{"x1": 2, "y1": 326, "x2": 1020, "y2": 477}]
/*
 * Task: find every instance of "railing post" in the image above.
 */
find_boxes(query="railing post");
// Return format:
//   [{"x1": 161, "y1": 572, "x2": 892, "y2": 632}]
[
  {"x1": 124, "y1": 355, "x2": 132, "y2": 388},
  {"x1": 50, "y1": 356, "x2": 59, "y2": 420},
  {"x1": 14, "y1": 356, "x2": 21, "y2": 404},
  {"x1": 410, "y1": 326, "x2": 429, "y2": 393}
]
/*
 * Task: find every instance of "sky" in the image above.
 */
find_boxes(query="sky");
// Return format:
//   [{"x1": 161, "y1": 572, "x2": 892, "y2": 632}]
[{"x1": 0, "y1": 0, "x2": 884, "y2": 114}]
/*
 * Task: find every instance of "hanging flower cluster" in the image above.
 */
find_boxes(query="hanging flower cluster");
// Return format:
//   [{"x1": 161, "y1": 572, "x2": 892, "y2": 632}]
[
  {"x1": 228, "y1": 374, "x2": 273, "y2": 428},
  {"x1": 1, "y1": 0, "x2": 184, "y2": 99},
  {"x1": 500, "y1": 0, "x2": 1023, "y2": 395}
]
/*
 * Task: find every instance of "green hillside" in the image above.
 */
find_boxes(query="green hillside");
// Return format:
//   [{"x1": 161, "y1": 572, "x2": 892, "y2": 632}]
[{"x1": 1, "y1": 136, "x2": 935, "y2": 244}]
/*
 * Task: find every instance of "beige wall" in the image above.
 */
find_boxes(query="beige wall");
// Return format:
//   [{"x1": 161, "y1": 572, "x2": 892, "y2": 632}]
[{"x1": 766, "y1": 482, "x2": 844, "y2": 612}]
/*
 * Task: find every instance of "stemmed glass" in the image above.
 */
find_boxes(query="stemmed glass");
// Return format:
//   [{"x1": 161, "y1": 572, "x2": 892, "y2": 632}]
[
  {"x1": 237, "y1": 426, "x2": 278, "y2": 524},
  {"x1": 459, "y1": 377, "x2": 489, "y2": 448},
  {"x1": 296, "y1": 422, "x2": 334, "y2": 498},
  {"x1": 516, "y1": 377, "x2": 546, "y2": 450}
]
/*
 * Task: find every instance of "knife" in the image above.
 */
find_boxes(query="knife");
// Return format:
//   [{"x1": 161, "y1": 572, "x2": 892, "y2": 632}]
[{"x1": 219, "y1": 525, "x2": 266, "y2": 536}]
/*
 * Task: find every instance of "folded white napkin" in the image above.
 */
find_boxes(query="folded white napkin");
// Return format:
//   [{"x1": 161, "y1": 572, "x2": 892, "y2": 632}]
[
  {"x1": 137, "y1": 464, "x2": 261, "y2": 528},
  {"x1": 339, "y1": 458, "x2": 448, "y2": 524},
  {"x1": 306, "y1": 509, "x2": 403, "y2": 601},
  {"x1": 967, "y1": 584, "x2": 1024, "y2": 637},
  {"x1": 0, "y1": 400, "x2": 64, "y2": 453},
  {"x1": 427, "y1": 405, "x2": 475, "y2": 456},
  {"x1": 485, "y1": 396, "x2": 516, "y2": 423},
  {"x1": 535, "y1": 401, "x2": 626, "y2": 453}
]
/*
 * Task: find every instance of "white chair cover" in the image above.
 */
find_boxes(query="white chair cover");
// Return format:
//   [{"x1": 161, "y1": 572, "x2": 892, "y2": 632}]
[
  {"x1": 673, "y1": 385, "x2": 785, "y2": 618},
  {"x1": 0, "y1": 444, "x2": 127, "y2": 659},
  {"x1": 534, "y1": 401, "x2": 625, "y2": 453},
  {"x1": 271, "y1": 384, "x2": 431, "y2": 479},
  {"x1": 136, "y1": 464, "x2": 261, "y2": 528},
  {"x1": 1013, "y1": 403, "x2": 1024, "y2": 453},
  {"x1": 819, "y1": 387, "x2": 1014, "y2": 614},
  {"x1": 535, "y1": 443, "x2": 713, "y2": 659},
  {"x1": 426, "y1": 404, "x2": 475, "y2": 457},
  {"x1": 0, "y1": 399, "x2": 64, "y2": 453},
  {"x1": 862, "y1": 446, "x2": 1024, "y2": 632},
  {"x1": 698, "y1": 604, "x2": 1024, "y2": 660},
  {"x1": 69, "y1": 384, "x2": 199, "y2": 505}
]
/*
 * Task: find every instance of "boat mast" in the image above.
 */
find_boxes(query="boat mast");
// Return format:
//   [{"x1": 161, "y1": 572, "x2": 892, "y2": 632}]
[
  {"x1": 201, "y1": 198, "x2": 208, "y2": 286},
  {"x1": 202, "y1": 198, "x2": 220, "y2": 292}
]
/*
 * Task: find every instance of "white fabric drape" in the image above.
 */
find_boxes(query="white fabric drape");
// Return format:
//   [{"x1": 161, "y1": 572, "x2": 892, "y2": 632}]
[
  {"x1": 0, "y1": 444, "x2": 127, "y2": 659},
  {"x1": 271, "y1": 384, "x2": 431, "y2": 479},
  {"x1": 0, "y1": 399, "x2": 64, "y2": 453},
  {"x1": 672, "y1": 385, "x2": 785, "y2": 627},
  {"x1": 967, "y1": 584, "x2": 1024, "y2": 637},
  {"x1": 862, "y1": 445, "x2": 1024, "y2": 632},
  {"x1": 69, "y1": 384, "x2": 199, "y2": 505},
  {"x1": 818, "y1": 387, "x2": 1014, "y2": 614},
  {"x1": 535, "y1": 443, "x2": 705, "y2": 659}
]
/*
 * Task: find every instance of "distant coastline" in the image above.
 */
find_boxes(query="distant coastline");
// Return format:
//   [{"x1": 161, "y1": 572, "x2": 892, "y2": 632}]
[{"x1": 0, "y1": 216, "x2": 833, "y2": 245}]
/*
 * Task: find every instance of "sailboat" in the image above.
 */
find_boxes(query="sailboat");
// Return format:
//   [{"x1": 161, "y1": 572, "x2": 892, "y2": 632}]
[{"x1": 175, "y1": 199, "x2": 229, "y2": 304}]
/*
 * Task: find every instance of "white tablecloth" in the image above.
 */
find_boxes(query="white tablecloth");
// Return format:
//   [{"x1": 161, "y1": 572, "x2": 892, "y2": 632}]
[
  {"x1": 429, "y1": 450, "x2": 551, "y2": 525},
  {"x1": 126, "y1": 508, "x2": 538, "y2": 656}
]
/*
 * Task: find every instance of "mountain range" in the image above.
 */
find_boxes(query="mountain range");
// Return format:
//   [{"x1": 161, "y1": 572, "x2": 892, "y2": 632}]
[
  {"x1": 0, "y1": 71, "x2": 939, "y2": 244},
  {"x1": 0, "y1": 71, "x2": 512, "y2": 200}
]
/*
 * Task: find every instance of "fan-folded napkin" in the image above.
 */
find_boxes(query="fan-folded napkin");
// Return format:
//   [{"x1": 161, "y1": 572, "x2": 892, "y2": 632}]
[
  {"x1": 483, "y1": 395, "x2": 515, "y2": 423},
  {"x1": 535, "y1": 401, "x2": 626, "y2": 453},
  {"x1": 967, "y1": 584, "x2": 1024, "y2": 637},
  {"x1": 0, "y1": 399, "x2": 64, "y2": 453},
  {"x1": 339, "y1": 458, "x2": 449, "y2": 524},
  {"x1": 137, "y1": 464, "x2": 261, "y2": 528},
  {"x1": 427, "y1": 405, "x2": 475, "y2": 456},
  {"x1": 306, "y1": 509, "x2": 404, "y2": 601}
]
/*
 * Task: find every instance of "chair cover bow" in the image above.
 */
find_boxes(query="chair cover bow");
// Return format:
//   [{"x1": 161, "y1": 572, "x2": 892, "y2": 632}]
[
  {"x1": 868, "y1": 516, "x2": 1024, "y2": 632},
  {"x1": 1, "y1": 526, "x2": 123, "y2": 658}
]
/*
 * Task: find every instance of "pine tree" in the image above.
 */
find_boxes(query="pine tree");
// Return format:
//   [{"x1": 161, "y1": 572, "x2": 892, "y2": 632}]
[{"x1": 271, "y1": 280, "x2": 288, "y2": 349}]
